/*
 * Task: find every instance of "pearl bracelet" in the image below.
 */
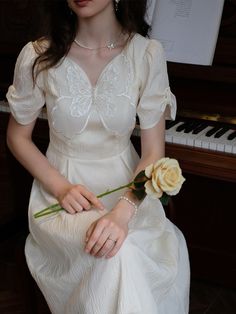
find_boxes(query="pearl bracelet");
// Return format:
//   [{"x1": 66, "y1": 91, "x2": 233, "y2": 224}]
[{"x1": 118, "y1": 196, "x2": 138, "y2": 218}]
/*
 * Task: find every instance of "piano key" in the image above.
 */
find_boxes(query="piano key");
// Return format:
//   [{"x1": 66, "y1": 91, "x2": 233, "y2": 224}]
[
  {"x1": 233, "y1": 143, "x2": 236, "y2": 154},
  {"x1": 166, "y1": 120, "x2": 180, "y2": 130},
  {"x1": 195, "y1": 129, "x2": 236, "y2": 153},
  {"x1": 186, "y1": 126, "x2": 213, "y2": 147},
  {"x1": 192, "y1": 121, "x2": 210, "y2": 134},
  {"x1": 214, "y1": 127, "x2": 230, "y2": 138},
  {"x1": 161, "y1": 119, "x2": 236, "y2": 154},
  {"x1": 183, "y1": 121, "x2": 203, "y2": 133},
  {"x1": 225, "y1": 137, "x2": 236, "y2": 154},
  {"x1": 169, "y1": 124, "x2": 213, "y2": 147},
  {"x1": 227, "y1": 130, "x2": 236, "y2": 140},
  {"x1": 205, "y1": 125, "x2": 223, "y2": 137},
  {"x1": 176, "y1": 121, "x2": 189, "y2": 132},
  {"x1": 193, "y1": 126, "x2": 214, "y2": 148},
  {"x1": 165, "y1": 121, "x2": 186, "y2": 143}
]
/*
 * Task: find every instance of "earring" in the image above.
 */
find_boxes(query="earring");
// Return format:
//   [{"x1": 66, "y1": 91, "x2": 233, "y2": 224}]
[{"x1": 115, "y1": 0, "x2": 120, "y2": 12}]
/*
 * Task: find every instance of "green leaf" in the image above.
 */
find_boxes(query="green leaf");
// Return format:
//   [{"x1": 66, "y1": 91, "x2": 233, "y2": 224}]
[
  {"x1": 159, "y1": 193, "x2": 170, "y2": 206},
  {"x1": 133, "y1": 170, "x2": 146, "y2": 182},
  {"x1": 133, "y1": 180, "x2": 145, "y2": 190},
  {"x1": 132, "y1": 188, "x2": 146, "y2": 200}
]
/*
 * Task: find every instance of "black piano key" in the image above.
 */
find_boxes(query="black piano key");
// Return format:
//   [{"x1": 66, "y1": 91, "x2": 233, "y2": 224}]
[
  {"x1": 205, "y1": 125, "x2": 222, "y2": 137},
  {"x1": 191, "y1": 121, "x2": 209, "y2": 134},
  {"x1": 183, "y1": 121, "x2": 202, "y2": 133},
  {"x1": 166, "y1": 120, "x2": 180, "y2": 130},
  {"x1": 227, "y1": 130, "x2": 236, "y2": 140},
  {"x1": 176, "y1": 121, "x2": 193, "y2": 132},
  {"x1": 214, "y1": 127, "x2": 230, "y2": 138}
]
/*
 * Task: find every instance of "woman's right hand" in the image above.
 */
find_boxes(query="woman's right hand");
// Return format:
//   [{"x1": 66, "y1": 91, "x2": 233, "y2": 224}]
[{"x1": 58, "y1": 184, "x2": 105, "y2": 214}]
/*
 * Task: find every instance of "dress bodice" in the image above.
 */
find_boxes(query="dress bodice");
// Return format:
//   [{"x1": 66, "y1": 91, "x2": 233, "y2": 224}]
[
  {"x1": 7, "y1": 34, "x2": 176, "y2": 159},
  {"x1": 46, "y1": 48, "x2": 138, "y2": 159}
]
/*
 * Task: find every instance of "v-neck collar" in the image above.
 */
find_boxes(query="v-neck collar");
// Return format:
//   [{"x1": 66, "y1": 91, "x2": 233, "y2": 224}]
[{"x1": 64, "y1": 34, "x2": 137, "y2": 89}]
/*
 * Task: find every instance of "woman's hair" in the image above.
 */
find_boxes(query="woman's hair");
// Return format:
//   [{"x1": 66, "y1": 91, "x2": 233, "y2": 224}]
[{"x1": 32, "y1": 0, "x2": 151, "y2": 80}]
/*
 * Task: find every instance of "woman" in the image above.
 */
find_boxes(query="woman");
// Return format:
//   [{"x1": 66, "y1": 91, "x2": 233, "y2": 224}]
[{"x1": 6, "y1": 0, "x2": 190, "y2": 313}]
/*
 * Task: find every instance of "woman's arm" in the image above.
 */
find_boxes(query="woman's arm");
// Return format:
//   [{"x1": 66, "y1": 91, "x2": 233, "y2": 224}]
[
  {"x1": 135, "y1": 114, "x2": 165, "y2": 176},
  {"x1": 84, "y1": 115, "x2": 166, "y2": 258},
  {"x1": 7, "y1": 115, "x2": 104, "y2": 213},
  {"x1": 120, "y1": 114, "x2": 165, "y2": 213}
]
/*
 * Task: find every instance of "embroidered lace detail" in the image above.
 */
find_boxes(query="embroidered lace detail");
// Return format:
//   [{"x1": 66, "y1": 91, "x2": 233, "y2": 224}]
[
  {"x1": 67, "y1": 66, "x2": 92, "y2": 117},
  {"x1": 96, "y1": 64, "x2": 119, "y2": 118},
  {"x1": 50, "y1": 53, "x2": 136, "y2": 138}
]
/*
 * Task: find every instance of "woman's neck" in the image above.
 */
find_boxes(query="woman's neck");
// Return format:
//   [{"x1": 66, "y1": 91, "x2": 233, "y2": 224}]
[{"x1": 76, "y1": 11, "x2": 122, "y2": 47}]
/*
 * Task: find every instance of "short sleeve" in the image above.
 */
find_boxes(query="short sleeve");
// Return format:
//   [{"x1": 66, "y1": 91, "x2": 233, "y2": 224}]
[
  {"x1": 137, "y1": 39, "x2": 176, "y2": 130},
  {"x1": 6, "y1": 42, "x2": 45, "y2": 125}
]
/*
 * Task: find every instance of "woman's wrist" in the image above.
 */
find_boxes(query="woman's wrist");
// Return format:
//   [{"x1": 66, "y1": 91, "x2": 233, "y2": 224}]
[
  {"x1": 46, "y1": 173, "x2": 72, "y2": 200},
  {"x1": 112, "y1": 193, "x2": 139, "y2": 222},
  {"x1": 118, "y1": 196, "x2": 138, "y2": 218}
]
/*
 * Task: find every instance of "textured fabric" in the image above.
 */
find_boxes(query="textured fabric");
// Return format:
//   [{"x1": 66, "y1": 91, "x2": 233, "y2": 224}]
[{"x1": 7, "y1": 34, "x2": 189, "y2": 314}]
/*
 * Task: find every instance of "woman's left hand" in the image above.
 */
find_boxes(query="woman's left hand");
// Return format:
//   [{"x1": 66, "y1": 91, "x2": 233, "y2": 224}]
[{"x1": 84, "y1": 204, "x2": 134, "y2": 259}]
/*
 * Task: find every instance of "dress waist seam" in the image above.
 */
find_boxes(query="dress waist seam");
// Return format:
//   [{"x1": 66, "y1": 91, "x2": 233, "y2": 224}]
[{"x1": 47, "y1": 141, "x2": 132, "y2": 161}]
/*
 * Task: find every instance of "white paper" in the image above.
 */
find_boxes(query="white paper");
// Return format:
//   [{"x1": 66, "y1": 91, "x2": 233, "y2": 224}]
[
  {"x1": 149, "y1": 0, "x2": 225, "y2": 65},
  {"x1": 146, "y1": 0, "x2": 157, "y2": 24}
]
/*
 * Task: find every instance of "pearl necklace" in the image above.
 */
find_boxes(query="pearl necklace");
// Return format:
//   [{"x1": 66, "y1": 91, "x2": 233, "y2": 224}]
[{"x1": 73, "y1": 33, "x2": 122, "y2": 51}]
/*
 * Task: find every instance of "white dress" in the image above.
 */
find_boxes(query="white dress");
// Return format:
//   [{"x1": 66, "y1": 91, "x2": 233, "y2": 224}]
[{"x1": 7, "y1": 34, "x2": 190, "y2": 314}]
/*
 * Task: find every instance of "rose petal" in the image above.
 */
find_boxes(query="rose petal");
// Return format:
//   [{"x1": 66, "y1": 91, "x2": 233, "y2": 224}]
[
  {"x1": 145, "y1": 164, "x2": 153, "y2": 178},
  {"x1": 145, "y1": 180, "x2": 163, "y2": 199},
  {"x1": 154, "y1": 157, "x2": 169, "y2": 169}
]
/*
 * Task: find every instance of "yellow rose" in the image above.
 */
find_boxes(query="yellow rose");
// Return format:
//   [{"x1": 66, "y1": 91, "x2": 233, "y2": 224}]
[{"x1": 144, "y1": 157, "x2": 185, "y2": 199}]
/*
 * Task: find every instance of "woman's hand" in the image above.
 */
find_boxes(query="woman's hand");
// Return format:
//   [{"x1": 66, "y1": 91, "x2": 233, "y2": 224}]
[
  {"x1": 84, "y1": 200, "x2": 136, "y2": 259},
  {"x1": 58, "y1": 184, "x2": 104, "y2": 214}
]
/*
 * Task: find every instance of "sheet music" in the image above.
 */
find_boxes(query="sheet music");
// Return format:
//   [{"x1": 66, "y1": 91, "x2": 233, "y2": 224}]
[
  {"x1": 146, "y1": 0, "x2": 157, "y2": 24},
  {"x1": 149, "y1": 0, "x2": 225, "y2": 65}
]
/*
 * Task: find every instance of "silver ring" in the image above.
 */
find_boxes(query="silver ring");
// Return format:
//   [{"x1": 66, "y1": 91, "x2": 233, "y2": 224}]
[{"x1": 108, "y1": 237, "x2": 117, "y2": 243}]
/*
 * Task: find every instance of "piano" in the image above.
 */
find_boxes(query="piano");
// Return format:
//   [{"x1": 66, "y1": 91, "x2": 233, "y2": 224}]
[{"x1": 0, "y1": 0, "x2": 236, "y2": 288}]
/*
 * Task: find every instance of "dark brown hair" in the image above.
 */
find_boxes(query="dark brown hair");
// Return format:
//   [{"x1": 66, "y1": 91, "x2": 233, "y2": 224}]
[{"x1": 33, "y1": 0, "x2": 151, "y2": 79}]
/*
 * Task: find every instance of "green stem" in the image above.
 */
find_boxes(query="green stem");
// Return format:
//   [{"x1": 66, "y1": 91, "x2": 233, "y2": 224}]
[
  {"x1": 34, "y1": 181, "x2": 134, "y2": 219},
  {"x1": 34, "y1": 207, "x2": 63, "y2": 218},
  {"x1": 34, "y1": 203, "x2": 62, "y2": 218},
  {"x1": 96, "y1": 182, "x2": 133, "y2": 198}
]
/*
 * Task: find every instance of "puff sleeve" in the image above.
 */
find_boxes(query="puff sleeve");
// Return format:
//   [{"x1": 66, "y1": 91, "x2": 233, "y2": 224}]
[
  {"x1": 137, "y1": 39, "x2": 176, "y2": 130},
  {"x1": 6, "y1": 42, "x2": 45, "y2": 125}
]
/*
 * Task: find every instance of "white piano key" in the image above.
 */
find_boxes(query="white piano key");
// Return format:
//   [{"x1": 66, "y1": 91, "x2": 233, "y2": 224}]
[
  {"x1": 173, "y1": 135, "x2": 186, "y2": 145},
  {"x1": 225, "y1": 144, "x2": 233, "y2": 154},
  {"x1": 165, "y1": 133, "x2": 173, "y2": 143},
  {"x1": 224, "y1": 137, "x2": 236, "y2": 154},
  {"x1": 233, "y1": 145, "x2": 236, "y2": 154},
  {"x1": 216, "y1": 143, "x2": 224, "y2": 152},
  {"x1": 209, "y1": 142, "x2": 217, "y2": 150},
  {"x1": 165, "y1": 121, "x2": 187, "y2": 144},
  {"x1": 195, "y1": 129, "x2": 236, "y2": 153},
  {"x1": 230, "y1": 138, "x2": 236, "y2": 154},
  {"x1": 193, "y1": 126, "x2": 213, "y2": 148},
  {"x1": 202, "y1": 140, "x2": 210, "y2": 149}
]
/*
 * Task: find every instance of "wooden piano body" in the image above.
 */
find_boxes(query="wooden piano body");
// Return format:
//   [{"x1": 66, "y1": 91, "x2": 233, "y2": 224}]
[{"x1": 0, "y1": 0, "x2": 235, "y2": 289}]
